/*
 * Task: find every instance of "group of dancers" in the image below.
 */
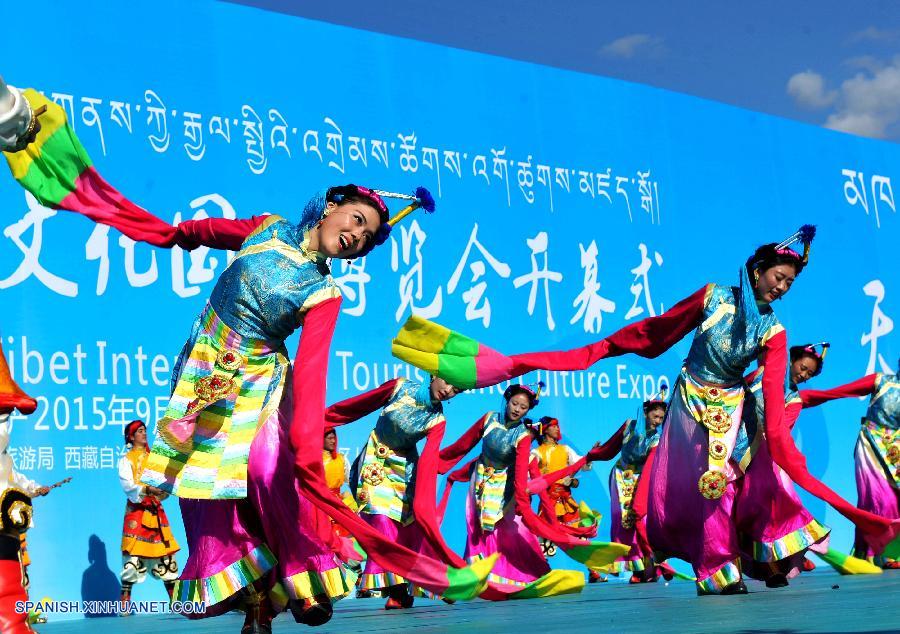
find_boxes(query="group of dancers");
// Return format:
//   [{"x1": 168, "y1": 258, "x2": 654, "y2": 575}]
[{"x1": 0, "y1": 76, "x2": 896, "y2": 634}]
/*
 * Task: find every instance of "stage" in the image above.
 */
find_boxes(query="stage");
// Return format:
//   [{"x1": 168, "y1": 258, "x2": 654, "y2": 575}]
[{"x1": 35, "y1": 570, "x2": 896, "y2": 633}]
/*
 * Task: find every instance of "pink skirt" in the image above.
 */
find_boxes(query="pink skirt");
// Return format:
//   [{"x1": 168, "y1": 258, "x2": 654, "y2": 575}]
[
  {"x1": 735, "y1": 438, "x2": 830, "y2": 579},
  {"x1": 854, "y1": 430, "x2": 900, "y2": 559},
  {"x1": 358, "y1": 514, "x2": 438, "y2": 590},
  {"x1": 464, "y1": 476, "x2": 549, "y2": 591},
  {"x1": 647, "y1": 380, "x2": 744, "y2": 592},
  {"x1": 175, "y1": 395, "x2": 348, "y2": 618}
]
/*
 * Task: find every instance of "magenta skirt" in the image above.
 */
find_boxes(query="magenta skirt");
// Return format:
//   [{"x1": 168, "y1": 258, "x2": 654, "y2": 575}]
[
  {"x1": 609, "y1": 465, "x2": 652, "y2": 574},
  {"x1": 358, "y1": 514, "x2": 439, "y2": 590},
  {"x1": 735, "y1": 438, "x2": 830, "y2": 579},
  {"x1": 464, "y1": 477, "x2": 550, "y2": 591},
  {"x1": 647, "y1": 379, "x2": 744, "y2": 592},
  {"x1": 175, "y1": 396, "x2": 348, "y2": 618},
  {"x1": 854, "y1": 429, "x2": 900, "y2": 559}
]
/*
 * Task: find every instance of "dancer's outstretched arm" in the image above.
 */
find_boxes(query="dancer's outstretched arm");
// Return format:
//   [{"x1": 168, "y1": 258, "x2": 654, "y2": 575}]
[
  {"x1": 438, "y1": 414, "x2": 490, "y2": 473},
  {"x1": 799, "y1": 375, "x2": 878, "y2": 408},
  {"x1": 2, "y1": 85, "x2": 267, "y2": 251},
  {"x1": 393, "y1": 285, "x2": 708, "y2": 389},
  {"x1": 323, "y1": 379, "x2": 401, "y2": 427}
]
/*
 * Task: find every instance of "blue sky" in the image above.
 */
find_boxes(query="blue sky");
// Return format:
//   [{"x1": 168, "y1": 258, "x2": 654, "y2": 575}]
[{"x1": 227, "y1": 0, "x2": 900, "y2": 141}]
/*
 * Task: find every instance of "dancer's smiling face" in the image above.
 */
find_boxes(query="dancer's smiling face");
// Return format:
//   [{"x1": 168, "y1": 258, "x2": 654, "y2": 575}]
[
  {"x1": 790, "y1": 353, "x2": 821, "y2": 385},
  {"x1": 753, "y1": 263, "x2": 798, "y2": 304},
  {"x1": 505, "y1": 393, "x2": 532, "y2": 422},
  {"x1": 309, "y1": 200, "x2": 382, "y2": 259}
]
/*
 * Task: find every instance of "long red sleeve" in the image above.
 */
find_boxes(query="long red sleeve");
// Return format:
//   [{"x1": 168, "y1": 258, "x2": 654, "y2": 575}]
[
  {"x1": 411, "y1": 421, "x2": 468, "y2": 567},
  {"x1": 506, "y1": 285, "x2": 707, "y2": 375},
  {"x1": 784, "y1": 401, "x2": 803, "y2": 431},
  {"x1": 630, "y1": 445, "x2": 656, "y2": 520},
  {"x1": 799, "y1": 375, "x2": 878, "y2": 408},
  {"x1": 437, "y1": 459, "x2": 477, "y2": 521},
  {"x1": 438, "y1": 414, "x2": 490, "y2": 473},
  {"x1": 323, "y1": 379, "x2": 401, "y2": 428},
  {"x1": 173, "y1": 215, "x2": 268, "y2": 251},
  {"x1": 760, "y1": 332, "x2": 898, "y2": 548},
  {"x1": 290, "y1": 297, "x2": 459, "y2": 594},
  {"x1": 47, "y1": 159, "x2": 267, "y2": 250},
  {"x1": 630, "y1": 446, "x2": 656, "y2": 555},
  {"x1": 512, "y1": 437, "x2": 590, "y2": 547},
  {"x1": 0, "y1": 555, "x2": 30, "y2": 634}
]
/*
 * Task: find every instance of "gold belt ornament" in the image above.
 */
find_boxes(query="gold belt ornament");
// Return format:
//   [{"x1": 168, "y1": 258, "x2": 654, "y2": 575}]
[
  {"x1": 709, "y1": 439, "x2": 728, "y2": 461},
  {"x1": 698, "y1": 470, "x2": 728, "y2": 500},
  {"x1": 477, "y1": 465, "x2": 498, "y2": 496},
  {"x1": 701, "y1": 406, "x2": 732, "y2": 434},
  {"x1": 698, "y1": 386, "x2": 731, "y2": 500},
  {"x1": 216, "y1": 349, "x2": 244, "y2": 372},
  {"x1": 361, "y1": 463, "x2": 385, "y2": 487},
  {"x1": 185, "y1": 348, "x2": 246, "y2": 415},
  {"x1": 194, "y1": 375, "x2": 236, "y2": 402}
]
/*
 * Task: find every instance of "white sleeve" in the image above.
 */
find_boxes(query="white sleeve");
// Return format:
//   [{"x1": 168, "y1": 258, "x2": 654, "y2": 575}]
[
  {"x1": 566, "y1": 445, "x2": 582, "y2": 464},
  {"x1": 343, "y1": 454, "x2": 350, "y2": 485},
  {"x1": 118, "y1": 456, "x2": 144, "y2": 504},
  {"x1": 9, "y1": 469, "x2": 41, "y2": 496},
  {"x1": 567, "y1": 445, "x2": 591, "y2": 471},
  {"x1": 0, "y1": 82, "x2": 33, "y2": 150}
]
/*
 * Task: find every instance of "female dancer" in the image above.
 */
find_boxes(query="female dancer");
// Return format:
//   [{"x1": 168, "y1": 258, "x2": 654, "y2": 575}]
[
  {"x1": 319, "y1": 376, "x2": 465, "y2": 609},
  {"x1": 322, "y1": 428, "x2": 358, "y2": 556},
  {"x1": 797, "y1": 357, "x2": 900, "y2": 567},
  {"x1": 0, "y1": 83, "x2": 492, "y2": 632},
  {"x1": 609, "y1": 391, "x2": 667, "y2": 583},
  {"x1": 436, "y1": 383, "x2": 627, "y2": 599},
  {"x1": 392, "y1": 225, "x2": 899, "y2": 595},
  {"x1": 735, "y1": 344, "x2": 832, "y2": 586}
]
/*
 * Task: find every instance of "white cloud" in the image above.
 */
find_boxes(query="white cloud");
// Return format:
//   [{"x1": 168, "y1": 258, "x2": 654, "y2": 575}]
[
  {"x1": 785, "y1": 56, "x2": 900, "y2": 140},
  {"x1": 848, "y1": 26, "x2": 900, "y2": 44},
  {"x1": 600, "y1": 34, "x2": 665, "y2": 59},
  {"x1": 825, "y1": 57, "x2": 900, "y2": 139},
  {"x1": 786, "y1": 71, "x2": 837, "y2": 109},
  {"x1": 842, "y1": 55, "x2": 885, "y2": 73}
]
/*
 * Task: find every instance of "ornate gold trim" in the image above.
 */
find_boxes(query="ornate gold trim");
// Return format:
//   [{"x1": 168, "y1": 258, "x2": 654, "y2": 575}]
[
  {"x1": 361, "y1": 463, "x2": 385, "y2": 487},
  {"x1": 698, "y1": 470, "x2": 727, "y2": 500},
  {"x1": 215, "y1": 349, "x2": 245, "y2": 372},
  {"x1": 709, "y1": 439, "x2": 728, "y2": 461},
  {"x1": 701, "y1": 407, "x2": 732, "y2": 434}
]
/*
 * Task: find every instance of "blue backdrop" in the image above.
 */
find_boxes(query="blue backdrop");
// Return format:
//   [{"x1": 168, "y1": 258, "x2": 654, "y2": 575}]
[{"x1": 0, "y1": 0, "x2": 897, "y2": 618}]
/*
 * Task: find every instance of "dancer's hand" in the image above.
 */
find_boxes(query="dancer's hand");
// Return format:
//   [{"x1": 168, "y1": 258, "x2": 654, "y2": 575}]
[{"x1": 0, "y1": 76, "x2": 43, "y2": 151}]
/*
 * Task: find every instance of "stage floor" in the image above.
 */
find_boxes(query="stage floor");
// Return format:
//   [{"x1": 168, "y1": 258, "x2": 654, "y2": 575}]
[{"x1": 36, "y1": 569, "x2": 896, "y2": 634}]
